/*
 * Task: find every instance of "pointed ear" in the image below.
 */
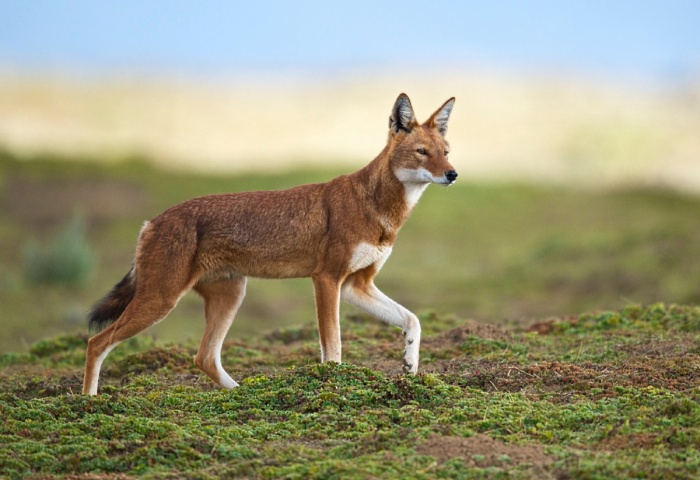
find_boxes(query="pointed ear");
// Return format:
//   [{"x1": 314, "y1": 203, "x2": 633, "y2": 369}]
[
  {"x1": 389, "y1": 93, "x2": 418, "y2": 135},
  {"x1": 425, "y1": 97, "x2": 455, "y2": 136}
]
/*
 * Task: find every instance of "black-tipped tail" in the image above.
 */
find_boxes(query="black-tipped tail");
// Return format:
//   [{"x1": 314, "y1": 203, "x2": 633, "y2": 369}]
[{"x1": 88, "y1": 267, "x2": 136, "y2": 333}]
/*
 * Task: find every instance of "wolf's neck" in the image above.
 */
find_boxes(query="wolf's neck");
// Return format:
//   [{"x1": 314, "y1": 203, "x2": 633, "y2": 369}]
[{"x1": 353, "y1": 154, "x2": 422, "y2": 234}]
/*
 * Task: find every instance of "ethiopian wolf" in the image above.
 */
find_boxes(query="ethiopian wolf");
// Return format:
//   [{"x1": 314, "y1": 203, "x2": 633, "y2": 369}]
[{"x1": 83, "y1": 93, "x2": 457, "y2": 394}]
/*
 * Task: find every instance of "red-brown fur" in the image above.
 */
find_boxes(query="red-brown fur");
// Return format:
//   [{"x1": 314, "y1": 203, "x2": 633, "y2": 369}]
[{"x1": 83, "y1": 93, "x2": 456, "y2": 394}]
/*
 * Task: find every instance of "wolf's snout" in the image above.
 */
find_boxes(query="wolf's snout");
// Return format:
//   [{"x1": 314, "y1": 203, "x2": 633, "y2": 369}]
[{"x1": 445, "y1": 170, "x2": 458, "y2": 183}]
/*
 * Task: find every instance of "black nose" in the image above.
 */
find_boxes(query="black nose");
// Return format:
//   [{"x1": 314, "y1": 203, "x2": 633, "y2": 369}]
[{"x1": 445, "y1": 170, "x2": 458, "y2": 182}]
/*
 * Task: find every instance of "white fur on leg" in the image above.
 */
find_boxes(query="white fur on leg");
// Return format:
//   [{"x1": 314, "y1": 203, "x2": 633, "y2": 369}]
[
  {"x1": 208, "y1": 325, "x2": 239, "y2": 388},
  {"x1": 198, "y1": 324, "x2": 241, "y2": 389},
  {"x1": 321, "y1": 342, "x2": 342, "y2": 364},
  {"x1": 214, "y1": 349, "x2": 239, "y2": 389},
  {"x1": 197, "y1": 277, "x2": 246, "y2": 389},
  {"x1": 341, "y1": 283, "x2": 421, "y2": 373},
  {"x1": 401, "y1": 315, "x2": 421, "y2": 374},
  {"x1": 85, "y1": 343, "x2": 117, "y2": 395}
]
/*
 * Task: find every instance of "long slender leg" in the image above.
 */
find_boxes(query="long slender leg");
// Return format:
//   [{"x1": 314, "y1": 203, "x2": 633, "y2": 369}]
[
  {"x1": 341, "y1": 280, "x2": 421, "y2": 373},
  {"x1": 193, "y1": 276, "x2": 247, "y2": 388},
  {"x1": 312, "y1": 273, "x2": 342, "y2": 363},
  {"x1": 83, "y1": 291, "x2": 183, "y2": 394}
]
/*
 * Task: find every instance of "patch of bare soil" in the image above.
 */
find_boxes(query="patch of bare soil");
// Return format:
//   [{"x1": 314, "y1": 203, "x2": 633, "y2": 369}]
[
  {"x1": 527, "y1": 318, "x2": 570, "y2": 335},
  {"x1": 444, "y1": 360, "x2": 606, "y2": 398},
  {"x1": 17, "y1": 373, "x2": 84, "y2": 399},
  {"x1": 595, "y1": 432, "x2": 660, "y2": 451},
  {"x1": 432, "y1": 353, "x2": 700, "y2": 400},
  {"x1": 423, "y1": 321, "x2": 512, "y2": 347},
  {"x1": 417, "y1": 433, "x2": 555, "y2": 472},
  {"x1": 617, "y1": 339, "x2": 698, "y2": 358},
  {"x1": 416, "y1": 319, "x2": 700, "y2": 396},
  {"x1": 47, "y1": 475, "x2": 138, "y2": 480},
  {"x1": 614, "y1": 354, "x2": 700, "y2": 391},
  {"x1": 103, "y1": 345, "x2": 199, "y2": 378}
]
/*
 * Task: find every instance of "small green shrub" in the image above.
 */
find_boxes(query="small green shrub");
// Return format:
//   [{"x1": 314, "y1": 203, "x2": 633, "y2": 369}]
[
  {"x1": 23, "y1": 213, "x2": 95, "y2": 289},
  {"x1": 28, "y1": 334, "x2": 88, "y2": 357}
]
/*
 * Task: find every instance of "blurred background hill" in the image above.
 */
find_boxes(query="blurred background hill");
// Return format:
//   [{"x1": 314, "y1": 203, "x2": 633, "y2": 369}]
[
  {"x1": 1, "y1": 72, "x2": 699, "y2": 191},
  {"x1": 1, "y1": 1, "x2": 699, "y2": 351},
  {"x1": 1, "y1": 1, "x2": 699, "y2": 189}
]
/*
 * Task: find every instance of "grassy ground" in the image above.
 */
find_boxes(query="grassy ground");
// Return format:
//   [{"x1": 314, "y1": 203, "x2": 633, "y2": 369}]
[
  {"x1": 1, "y1": 152, "x2": 700, "y2": 477},
  {"x1": 1, "y1": 304, "x2": 699, "y2": 478}
]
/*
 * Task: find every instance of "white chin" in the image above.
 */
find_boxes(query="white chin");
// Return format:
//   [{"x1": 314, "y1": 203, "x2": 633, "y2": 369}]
[{"x1": 433, "y1": 178, "x2": 454, "y2": 186}]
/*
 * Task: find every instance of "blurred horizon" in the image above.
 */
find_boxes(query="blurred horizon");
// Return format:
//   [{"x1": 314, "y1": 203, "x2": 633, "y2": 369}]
[{"x1": 1, "y1": 1, "x2": 699, "y2": 191}]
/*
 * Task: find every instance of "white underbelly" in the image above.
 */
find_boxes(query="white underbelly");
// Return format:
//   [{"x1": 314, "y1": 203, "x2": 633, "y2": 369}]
[{"x1": 348, "y1": 242, "x2": 392, "y2": 273}]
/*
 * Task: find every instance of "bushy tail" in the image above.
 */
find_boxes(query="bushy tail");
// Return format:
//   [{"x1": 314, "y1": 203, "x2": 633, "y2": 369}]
[{"x1": 88, "y1": 267, "x2": 136, "y2": 333}]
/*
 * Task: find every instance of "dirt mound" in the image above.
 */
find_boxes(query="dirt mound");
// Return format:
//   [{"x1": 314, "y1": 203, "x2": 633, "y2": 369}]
[
  {"x1": 417, "y1": 433, "x2": 554, "y2": 472},
  {"x1": 424, "y1": 320, "x2": 512, "y2": 348},
  {"x1": 18, "y1": 374, "x2": 83, "y2": 398},
  {"x1": 58, "y1": 475, "x2": 138, "y2": 480},
  {"x1": 104, "y1": 345, "x2": 197, "y2": 378}
]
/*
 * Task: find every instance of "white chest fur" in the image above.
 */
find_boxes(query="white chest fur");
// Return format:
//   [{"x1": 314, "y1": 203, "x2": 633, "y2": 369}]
[
  {"x1": 403, "y1": 182, "x2": 430, "y2": 210},
  {"x1": 394, "y1": 167, "x2": 431, "y2": 210},
  {"x1": 348, "y1": 242, "x2": 393, "y2": 273}
]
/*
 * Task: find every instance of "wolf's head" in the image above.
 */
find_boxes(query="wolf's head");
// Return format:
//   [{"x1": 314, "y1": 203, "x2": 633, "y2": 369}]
[{"x1": 387, "y1": 93, "x2": 457, "y2": 187}]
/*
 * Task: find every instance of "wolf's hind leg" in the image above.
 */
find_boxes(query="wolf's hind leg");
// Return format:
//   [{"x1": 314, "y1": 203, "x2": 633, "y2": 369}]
[
  {"x1": 83, "y1": 290, "x2": 183, "y2": 394},
  {"x1": 193, "y1": 275, "x2": 247, "y2": 388}
]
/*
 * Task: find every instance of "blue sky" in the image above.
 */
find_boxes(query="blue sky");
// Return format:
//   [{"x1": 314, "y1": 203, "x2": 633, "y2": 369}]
[{"x1": 2, "y1": 1, "x2": 699, "y2": 80}]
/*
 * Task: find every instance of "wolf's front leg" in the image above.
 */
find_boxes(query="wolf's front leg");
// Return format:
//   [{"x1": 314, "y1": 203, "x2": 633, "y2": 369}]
[
  {"x1": 312, "y1": 273, "x2": 343, "y2": 363},
  {"x1": 341, "y1": 281, "x2": 421, "y2": 373}
]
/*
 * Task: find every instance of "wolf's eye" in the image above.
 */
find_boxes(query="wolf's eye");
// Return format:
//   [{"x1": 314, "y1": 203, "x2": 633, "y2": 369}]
[
  {"x1": 444, "y1": 150, "x2": 449, "y2": 156},
  {"x1": 416, "y1": 148, "x2": 427, "y2": 155}
]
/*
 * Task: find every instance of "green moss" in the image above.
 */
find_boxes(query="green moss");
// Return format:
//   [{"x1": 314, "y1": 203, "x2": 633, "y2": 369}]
[
  {"x1": 2, "y1": 305, "x2": 700, "y2": 478},
  {"x1": 548, "y1": 303, "x2": 700, "y2": 334}
]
